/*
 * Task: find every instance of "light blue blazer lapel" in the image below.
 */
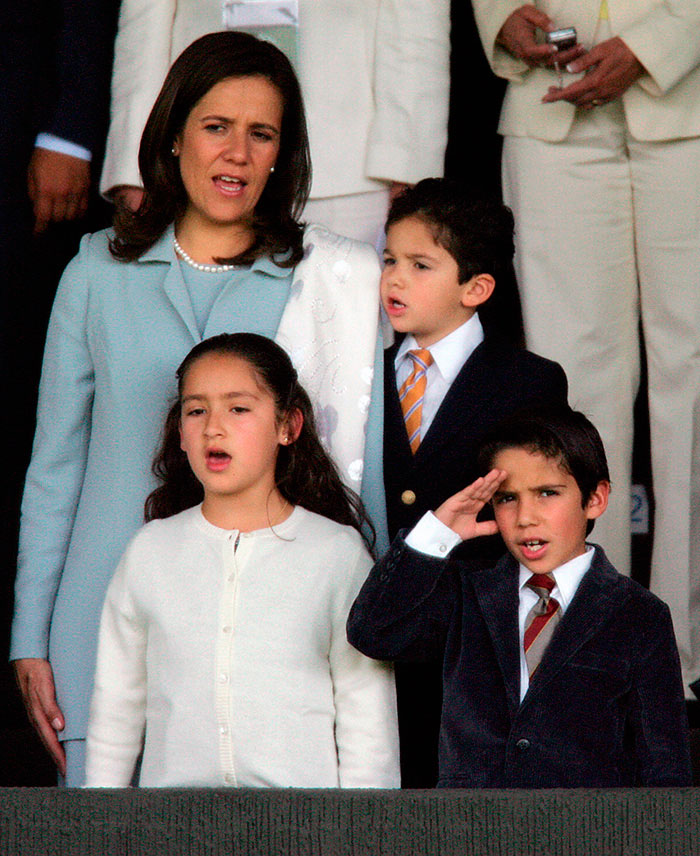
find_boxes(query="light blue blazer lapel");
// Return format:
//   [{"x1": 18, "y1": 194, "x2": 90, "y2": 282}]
[{"x1": 140, "y1": 226, "x2": 200, "y2": 344}]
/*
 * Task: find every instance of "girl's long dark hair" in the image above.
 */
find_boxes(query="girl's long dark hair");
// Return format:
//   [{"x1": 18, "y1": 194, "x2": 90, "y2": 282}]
[
  {"x1": 145, "y1": 334, "x2": 375, "y2": 551},
  {"x1": 110, "y1": 31, "x2": 311, "y2": 266}
]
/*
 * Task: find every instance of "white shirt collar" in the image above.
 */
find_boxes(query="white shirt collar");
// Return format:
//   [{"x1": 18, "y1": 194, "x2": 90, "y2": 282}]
[
  {"x1": 395, "y1": 313, "x2": 484, "y2": 385},
  {"x1": 518, "y1": 545, "x2": 595, "y2": 611}
]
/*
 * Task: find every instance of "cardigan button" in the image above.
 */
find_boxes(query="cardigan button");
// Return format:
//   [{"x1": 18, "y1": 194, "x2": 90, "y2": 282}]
[
  {"x1": 401, "y1": 490, "x2": 416, "y2": 505},
  {"x1": 516, "y1": 738, "x2": 531, "y2": 751}
]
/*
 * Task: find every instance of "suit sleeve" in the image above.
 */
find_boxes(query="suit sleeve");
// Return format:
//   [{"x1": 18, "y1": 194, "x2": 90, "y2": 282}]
[
  {"x1": 100, "y1": 0, "x2": 177, "y2": 193},
  {"x1": 347, "y1": 535, "x2": 459, "y2": 663},
  {"x1": 43, "y1": 0, "x2": 117, "y2": 152},
  {"x1": 629, "y1": 601, "x2": 693, "y2": 786},
  {"x1": 365, "y1": 0, "x2": 451, "y2": 183},
  {"x1": 618, "y1": 1, "x2": 700, "y2": 96},
  {"x1": 10, "y1": 236, "x2": 96, "y2": 660},
  {"x1": 471, "y1": 0, "x2": 531, "y2": 82}
]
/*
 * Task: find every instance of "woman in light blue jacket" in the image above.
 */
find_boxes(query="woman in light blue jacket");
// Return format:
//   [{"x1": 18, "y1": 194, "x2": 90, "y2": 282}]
[{"x1": 11, "y1": 32, "x2": 386, "y2": 786}]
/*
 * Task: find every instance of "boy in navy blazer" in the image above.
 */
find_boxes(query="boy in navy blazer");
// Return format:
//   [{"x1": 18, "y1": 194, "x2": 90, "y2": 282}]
[
  {"x1": 349, "y1": 409, "x2": 692, "y2": 787},
  {"x1": 381, "y1": 179, "x2": 568, "y2": 785}
]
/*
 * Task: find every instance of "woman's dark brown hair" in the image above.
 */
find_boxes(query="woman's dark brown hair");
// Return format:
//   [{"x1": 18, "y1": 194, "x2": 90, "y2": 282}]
[
  {"x1": 145, "y1": 333, "x2": 375, "y2": 552},
  {"x1": 110, "y1": 31, "x2": 311, "y2": 266}
]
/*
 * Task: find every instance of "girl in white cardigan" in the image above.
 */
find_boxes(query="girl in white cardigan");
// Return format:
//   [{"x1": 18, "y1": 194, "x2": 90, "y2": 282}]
[{"x1": 85, "y1": 333, "x2": 399, "y2": 788}]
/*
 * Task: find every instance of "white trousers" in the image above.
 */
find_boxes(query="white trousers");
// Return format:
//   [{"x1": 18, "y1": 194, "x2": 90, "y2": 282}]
[
  {"x1": 303, "y1": 189, "x2": 390, "y2": 251},
  {"x1": 503, "y1": 104, "x2": 700, "y2": 693}
]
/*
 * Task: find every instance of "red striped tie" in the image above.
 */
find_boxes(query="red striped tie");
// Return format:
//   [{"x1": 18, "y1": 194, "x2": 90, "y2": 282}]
[{"x1": 523, "y1": 573, "x2": 561, "y2": 677}]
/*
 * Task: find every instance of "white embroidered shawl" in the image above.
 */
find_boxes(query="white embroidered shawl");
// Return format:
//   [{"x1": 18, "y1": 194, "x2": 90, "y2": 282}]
[{"x1": 275, "y1": 224, "x2": 381, "y2": 490}]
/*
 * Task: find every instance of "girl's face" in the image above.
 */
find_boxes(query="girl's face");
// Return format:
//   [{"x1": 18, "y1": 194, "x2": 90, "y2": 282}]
[
  {"x1": 179, "y1": 352, "x2": 288, "y2": 511},
  {"x1": 174, "y1": 75, "x2": 283, "y2": 236}
]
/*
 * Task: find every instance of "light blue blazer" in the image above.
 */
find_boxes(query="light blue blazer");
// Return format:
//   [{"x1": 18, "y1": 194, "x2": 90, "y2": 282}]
[{"x1": 11, "y1": 225, "x2": 387, "y2": 742}]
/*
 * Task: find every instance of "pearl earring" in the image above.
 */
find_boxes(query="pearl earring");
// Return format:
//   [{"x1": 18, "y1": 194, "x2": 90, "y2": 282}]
[
  {"x1": 270, "y1": 166, "x2": 275, "y2": 173},
  {"x1": 171, "y1": 145, "x2": 177, "y2": 156}
]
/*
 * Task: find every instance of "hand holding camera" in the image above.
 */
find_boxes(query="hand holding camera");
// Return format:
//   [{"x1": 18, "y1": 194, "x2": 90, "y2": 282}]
[
  {"x1": 496, "y1": 5, "x2": 584, "y2": 70},
  {"x1": 546, "y1": 27, "x2": 578, "y2": 88}
]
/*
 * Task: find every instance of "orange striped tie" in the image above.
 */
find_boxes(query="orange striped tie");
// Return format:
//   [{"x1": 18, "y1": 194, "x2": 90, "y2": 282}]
[
  {"x1": 399, "y1": 349, "x2": 433, "y2": 454},
  {"x1": 523, "y1": 573, "x2": 561, "y2": 677}
]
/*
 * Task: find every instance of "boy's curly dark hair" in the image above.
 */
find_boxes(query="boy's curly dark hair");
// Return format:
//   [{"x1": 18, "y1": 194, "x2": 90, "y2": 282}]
[{"x1": 386, "y1": 177, "x2": 515, "y2": 284}]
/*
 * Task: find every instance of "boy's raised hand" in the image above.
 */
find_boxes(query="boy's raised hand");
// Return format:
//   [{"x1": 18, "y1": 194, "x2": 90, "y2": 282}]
[{"x1": 434, "y1": 469, "x2": 507, "y2": 542}]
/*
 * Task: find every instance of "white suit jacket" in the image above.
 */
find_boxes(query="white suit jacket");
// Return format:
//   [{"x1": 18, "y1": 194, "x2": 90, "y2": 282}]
[
  {"x1": 472, "y1": 0, "x2": 700, "y2": 142},
  {"x1": 100, "y1": 0, "x2": 450, "y2": 198}
]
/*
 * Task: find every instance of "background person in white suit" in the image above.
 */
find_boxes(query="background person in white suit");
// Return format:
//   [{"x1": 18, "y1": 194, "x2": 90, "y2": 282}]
[
  {"x1": 472, "y1": 0, "x2": 700, "y2": 694},
  {"x1": 100, "y1": 0, "x2": 451, "y2": 245}
]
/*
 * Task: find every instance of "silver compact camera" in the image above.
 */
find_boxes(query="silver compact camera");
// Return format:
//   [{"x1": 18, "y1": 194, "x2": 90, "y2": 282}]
[
  {"x1": 545, "y1": 27, "x2": 577, "y2": 52},
  {"x1": 545, "y1": 27, "x2": 577, "y2": 88}
]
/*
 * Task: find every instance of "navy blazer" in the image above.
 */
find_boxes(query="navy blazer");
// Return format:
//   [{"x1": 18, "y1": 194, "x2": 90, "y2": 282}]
[{"x1": 348, "y1": 541, "x2": 692, "y2": 788}]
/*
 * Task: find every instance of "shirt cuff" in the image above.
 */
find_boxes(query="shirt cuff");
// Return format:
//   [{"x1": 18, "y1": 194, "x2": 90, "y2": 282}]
[
  {"x1": 405, "y1": 512, "x2": 462, "y2": 557},
  {"x1": 35, "y1": 133, "x2": 92, "y2": 162}
]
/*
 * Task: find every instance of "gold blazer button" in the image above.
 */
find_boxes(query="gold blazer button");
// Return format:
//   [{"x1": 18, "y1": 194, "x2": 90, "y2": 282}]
[{"x1": 401, "y1": 490, "x2": 416, "y2": 505}]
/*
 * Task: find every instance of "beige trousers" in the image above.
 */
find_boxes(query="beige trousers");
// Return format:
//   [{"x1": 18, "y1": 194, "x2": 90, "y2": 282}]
[{"x1": 503, "y1": 103, "x2": 700, "y2": 693}]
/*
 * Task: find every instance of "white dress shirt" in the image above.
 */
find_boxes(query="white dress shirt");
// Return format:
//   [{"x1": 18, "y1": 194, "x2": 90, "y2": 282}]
[
  {"x1": 406, "y1": 512, "x2": 595, "y2": 701},
  {"x1": 394, "y1": 314, "x2": 484, "y2": 440},
  {"x1": 516, "y1": 548, "x2": 594, "y2": 701}
]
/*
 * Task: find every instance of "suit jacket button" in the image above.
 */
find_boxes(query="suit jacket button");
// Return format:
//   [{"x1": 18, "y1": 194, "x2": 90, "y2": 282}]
[
  {"x1": 401, "y1": 490, "x2": 416, "y2": 505},
  {"x1": 516, "y1": 738, "x2": 531, "y2": 751}
]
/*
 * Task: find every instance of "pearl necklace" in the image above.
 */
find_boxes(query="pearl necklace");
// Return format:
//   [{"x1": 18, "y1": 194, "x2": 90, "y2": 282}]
[{"x1": 173, "y1": 236, "x2": 237, "y2": 273}]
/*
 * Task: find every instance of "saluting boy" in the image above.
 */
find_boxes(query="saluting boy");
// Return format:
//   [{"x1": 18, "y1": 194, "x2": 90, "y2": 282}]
[{"x1": 349, "y1": 409, "x2": 692, "y2": 787}]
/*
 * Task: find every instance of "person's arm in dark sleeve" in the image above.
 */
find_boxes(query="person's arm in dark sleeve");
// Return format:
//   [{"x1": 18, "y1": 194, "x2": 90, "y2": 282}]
[
  {"x1": 29, "y1": 0, "x2": 118, "y2": 232},
  {"x1": 349, "y1": 470, "x2": 507, "y2": 661},
  {"x1": 347, "y1": 531, "x2": 459, "y2": 663}
]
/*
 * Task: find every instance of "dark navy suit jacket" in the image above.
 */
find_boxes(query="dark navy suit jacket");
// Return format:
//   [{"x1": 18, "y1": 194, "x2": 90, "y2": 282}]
[
  {"x1": 348, "y1": 542, "x2": 692, "y2": 788},
  {"x1": 384, "y1": 334, "x2": 568, "y2": 786}
]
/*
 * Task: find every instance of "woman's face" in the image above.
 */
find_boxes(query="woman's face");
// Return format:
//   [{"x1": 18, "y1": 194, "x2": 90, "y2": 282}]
[{"x1": 174, "y1": 75, "x2": 283, "y2": 235}]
